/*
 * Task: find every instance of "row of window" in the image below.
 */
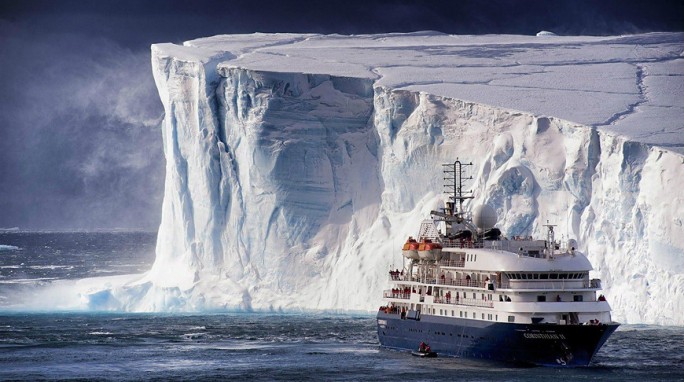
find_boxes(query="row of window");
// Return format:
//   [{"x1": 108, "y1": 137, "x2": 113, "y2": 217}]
[
  {"x1": 421, "y1": 305, "x2": 518, "y2": 323},
  {"x1": 506, "y1": 272, "x2": 586, "y2": 280},
  {"x1": 429, "y1": 307, "x2": 504, "y2": 322},
  {"x1": 454, "y1": 292, "x2": 494, "y2": 299},
  {"x1": 536, "y1": 295, "x2": 584, "y2": 302}
]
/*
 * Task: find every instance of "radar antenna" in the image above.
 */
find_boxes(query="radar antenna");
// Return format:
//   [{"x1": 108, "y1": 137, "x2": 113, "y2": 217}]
[{"x1": 429, "y1": 159, "x2": 474, "y2": 232}]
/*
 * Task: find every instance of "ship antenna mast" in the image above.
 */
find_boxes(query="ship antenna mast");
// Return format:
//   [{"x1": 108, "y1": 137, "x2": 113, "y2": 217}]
[
  {"x1": 544, "y1": 220, "x2": 557, "y2": 259},
  {"x1": 442, "y1": 159, "x2": 473, "y2": 225}
]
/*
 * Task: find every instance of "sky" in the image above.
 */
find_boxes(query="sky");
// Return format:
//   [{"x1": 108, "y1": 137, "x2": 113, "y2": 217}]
[{"x1": 0, "y1": 0, "x2": 682, "y2": 231}]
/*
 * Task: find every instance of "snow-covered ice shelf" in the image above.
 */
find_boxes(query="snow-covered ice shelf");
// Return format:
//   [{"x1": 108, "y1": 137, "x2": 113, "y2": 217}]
[
  {"x1": 174, "y1": 32, "x2": 684, "y2": 151},
  {"x1": 80, "y1": 32, "x2": 684, "y2": 325}
]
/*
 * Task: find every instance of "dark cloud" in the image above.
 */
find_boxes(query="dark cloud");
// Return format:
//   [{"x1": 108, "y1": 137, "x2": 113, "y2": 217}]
[
  {"x1": 0, "y1": 22, "x2": 164, "y2": 230},
  {"x1": 0, "y1": 0, "x2": 681, "y2": 230},
  {"x1": 2, "y1": 0, "x2": 682, "y2": 40}
]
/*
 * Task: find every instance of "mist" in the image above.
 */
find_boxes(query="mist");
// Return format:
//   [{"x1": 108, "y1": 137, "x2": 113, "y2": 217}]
[{"x1": 0, "y1": 21, "x2": 163, "y2": 230}]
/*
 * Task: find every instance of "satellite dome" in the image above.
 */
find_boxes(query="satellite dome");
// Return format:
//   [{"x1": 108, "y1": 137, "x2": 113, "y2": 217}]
[{"x1": 472, "y1": 204, "x2": 497, "y2": 230}]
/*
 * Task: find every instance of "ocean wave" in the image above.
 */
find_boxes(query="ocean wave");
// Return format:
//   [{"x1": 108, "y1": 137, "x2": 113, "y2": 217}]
[
  {"x1": 0, "y1": 245, "x2": 19, "y2": 251},
  {"x1": 0, "y1": 277, "x2": 59, "y2": 284}
]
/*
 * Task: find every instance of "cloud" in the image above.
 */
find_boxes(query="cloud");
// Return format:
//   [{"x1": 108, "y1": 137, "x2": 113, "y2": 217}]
[{"x1": 0, "y1": 20, "x2": 164, "y2": 230}]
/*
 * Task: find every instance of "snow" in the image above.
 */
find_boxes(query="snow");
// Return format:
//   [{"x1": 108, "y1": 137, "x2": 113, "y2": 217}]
[
  {"x1": 33, "y1": 32, "x2": 684, "y2": 324},
  {"x1": 536, "y1": 31, "x2": 558, "y2": 37},
  {"x1": 202, "y1": 31, "x2": 684, "y2": 150}
]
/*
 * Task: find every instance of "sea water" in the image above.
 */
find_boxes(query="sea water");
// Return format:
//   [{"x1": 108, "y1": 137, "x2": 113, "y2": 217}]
[{"x1": 0, "y1": 232, "x2": 682, "y2": 381}]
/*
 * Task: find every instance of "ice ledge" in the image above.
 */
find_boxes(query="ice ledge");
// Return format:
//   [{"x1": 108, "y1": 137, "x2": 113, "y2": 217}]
[{"x1": 153, "y1": 32, "x2": 684, "y2": 153}]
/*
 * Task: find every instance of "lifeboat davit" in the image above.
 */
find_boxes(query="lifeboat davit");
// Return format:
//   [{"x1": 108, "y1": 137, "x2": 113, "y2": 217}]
[
  {"x1": 483, "y1": 227, "x2": 501, "y2": 240},
  {"x1": 427, "y1": 241, "x2": 443, "y2": 261},
  {"x1": 402, "y1": 237, "x2": 419, "y2": 260},
  {"x1": 451, "y1": 230, "x2": 472, "y2": 240}
]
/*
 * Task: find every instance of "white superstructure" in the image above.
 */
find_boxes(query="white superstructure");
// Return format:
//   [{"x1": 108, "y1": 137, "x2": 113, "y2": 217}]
[
  {"x1": 381, "y1": 160, "x2": 613, "y2": 327},
  {"x1": 384, "y1": 235, "x2": 613, "y2": 326}
]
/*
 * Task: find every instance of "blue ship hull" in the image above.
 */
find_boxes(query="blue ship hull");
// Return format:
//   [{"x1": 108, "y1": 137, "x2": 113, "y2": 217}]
[{"x1": 377, "y1": 311, "x2": 618, "y2": 366}]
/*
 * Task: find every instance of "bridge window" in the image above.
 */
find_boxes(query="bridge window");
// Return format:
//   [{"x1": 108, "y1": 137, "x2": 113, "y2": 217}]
[
  {"x1": 540, "y1": 274, "x2": 549, "y2": 279},
  {"x1": 508, "y1": 316, "x2": 515, "y2": 323},
  {"x1": 550, "y1": 273, "x2": 558, "y2": 279},
  {"x1": 574, "y1": 295, "x2": 584, "y2": 302},
  {"x1": 537, "y1": 295, "x2": 546, "y2": 302}
]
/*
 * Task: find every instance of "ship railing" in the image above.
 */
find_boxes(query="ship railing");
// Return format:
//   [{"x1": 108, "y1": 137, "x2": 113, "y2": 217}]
[
  {"x1": 388, "y1": 276, "x2": 486, "y2": 289},
  {"x1": 383, "y1": 290, "x2": 411, "y2": 300},
  {"x1": 440, "y1": 240, "x2": 484, "y2": 249},
  {"x1": 378, "y1": 306, "x2": 402, "y2": 315},
  {"x1": 433, "y1": 296, "x2": 494, "y2": 308},
  {"x1": 389, "y1": 275, "x2": 417, "y2": 283},
  {"x1": 435, "y1": 278, "x2": 485, "y2": 288},
  {"x1": 388, "y1": 275, "x2": 435, "y2": 283},
  {"x1": 436, "y1": 259, "x2": 465, "y2": 268}
]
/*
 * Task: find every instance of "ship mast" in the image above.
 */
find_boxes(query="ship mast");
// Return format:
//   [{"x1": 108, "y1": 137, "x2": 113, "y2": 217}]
[
  {"x1": 544, "y1": 220, "x2": 557, "y2": 259},
  {"x1": 431, "y1": 159, "x2": 474, "y2": 233},
  {"x1": 444, "y1": 159, "x2": 473, "y2": 222}
]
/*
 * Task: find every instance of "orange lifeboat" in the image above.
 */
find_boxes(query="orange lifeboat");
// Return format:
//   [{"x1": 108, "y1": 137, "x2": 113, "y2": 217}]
[
  {"x1": 402, "y1": 237, "x2": 419, "y2": 260},
  {"x1": 418, "y1": 239, "x2": 435, "y2": 261}
]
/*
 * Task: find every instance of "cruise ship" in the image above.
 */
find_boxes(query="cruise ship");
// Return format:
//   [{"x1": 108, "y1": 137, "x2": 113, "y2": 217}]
[{"x1": 376, "y1": 160, "x2": 619, "y2": 366}]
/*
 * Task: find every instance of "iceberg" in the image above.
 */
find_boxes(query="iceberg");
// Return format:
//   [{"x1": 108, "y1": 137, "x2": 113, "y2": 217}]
[{"x1": 83, "y1": 32, "x2": 684, "y2": 324}]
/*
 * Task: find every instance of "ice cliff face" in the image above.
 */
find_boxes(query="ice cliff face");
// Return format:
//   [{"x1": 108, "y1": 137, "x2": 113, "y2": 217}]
[{"x1": 104, "y1": 33, "x2": 684, "y2": 324}]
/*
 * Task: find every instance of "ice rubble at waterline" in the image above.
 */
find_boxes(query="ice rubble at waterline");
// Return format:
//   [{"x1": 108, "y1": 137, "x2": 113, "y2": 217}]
[{"x1": 76, "y1": 32, "x2": 684, "y2": 324}]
